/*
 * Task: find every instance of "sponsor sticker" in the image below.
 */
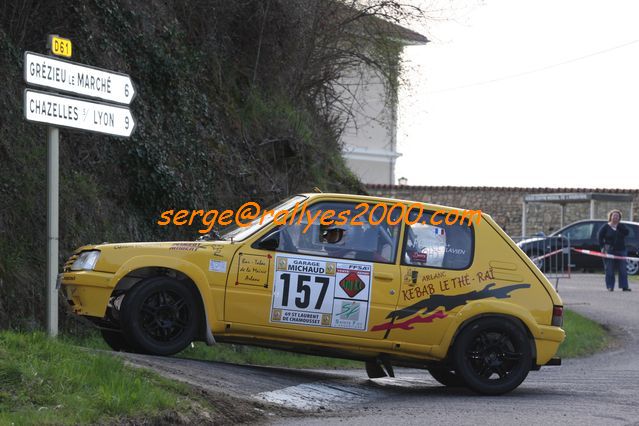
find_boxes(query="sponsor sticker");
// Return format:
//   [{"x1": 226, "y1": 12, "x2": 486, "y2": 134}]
[
  {"x1": 208, "y1": 260, "x2": 227, "y2": 273},
  {"x1": 270, "y1": 254, "x2": 372, "y2": 331}
]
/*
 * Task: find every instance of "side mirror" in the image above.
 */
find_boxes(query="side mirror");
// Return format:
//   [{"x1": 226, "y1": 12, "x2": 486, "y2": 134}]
[
  {"x1": 534, "y1": 231, "x2": 545, "y2": 237},
  {"x1": 321, "y1": 227, "x2": 344, "y2": 244}
]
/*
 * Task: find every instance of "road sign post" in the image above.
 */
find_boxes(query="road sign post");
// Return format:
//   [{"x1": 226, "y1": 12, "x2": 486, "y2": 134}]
[
  {"x1": 24, "y1": 36, "x2": 136, "y2": 337},
  {"x1": 45, "y1": 35, "x2": 60, "y2": 338},
  {"x1": 47, "y1": 125, "x2": 59, "y2": 337}
]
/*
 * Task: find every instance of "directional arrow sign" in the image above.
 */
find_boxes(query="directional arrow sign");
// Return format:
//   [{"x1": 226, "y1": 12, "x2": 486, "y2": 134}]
[
  {"x1": 24, "y1": 51, "x2": 136, "y2": 105},
  {"x1": 24, "y1": 89, "x2": 135, "y2": 137}
]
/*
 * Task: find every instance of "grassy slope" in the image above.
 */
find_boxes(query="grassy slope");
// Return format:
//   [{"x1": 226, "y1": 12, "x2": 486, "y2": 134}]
[
  {"x1": 557, "y1": 309, "x2": 609, "y2": 358},
  {"x1": 0, "y1": 332, "x2": 212, "y2": 425},
  {"x1": 0, "y1": 0, "x2": 363, "y2": 332}
]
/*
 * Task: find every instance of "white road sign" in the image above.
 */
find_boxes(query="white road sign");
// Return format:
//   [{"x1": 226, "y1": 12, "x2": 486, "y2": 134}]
[
  {"x1": 24, "y1": 89, "x2": 135, "y2": 137},
  {"x1": 24, "y1": 51, "x2": 136, "y2": 105}
]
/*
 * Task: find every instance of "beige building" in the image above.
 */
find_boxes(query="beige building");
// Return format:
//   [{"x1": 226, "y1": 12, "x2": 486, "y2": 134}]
[{"x1": 341, "y1": 25, "x2": 427, "y2": 185}]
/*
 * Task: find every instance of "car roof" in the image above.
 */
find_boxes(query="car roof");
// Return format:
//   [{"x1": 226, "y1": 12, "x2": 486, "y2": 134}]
[
  {"x1": 559, "y1": 219, "x2": 639, "y2": 226},
  {"x1": 299, "y1": 192, "x2": 486, "y2": 217},
  {"x1": 552, "y1": 219, "x2": 639, "y2": 235}
]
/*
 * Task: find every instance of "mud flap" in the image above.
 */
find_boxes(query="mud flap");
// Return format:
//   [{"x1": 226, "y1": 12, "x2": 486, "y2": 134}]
[{"x1": 545, "y1": 357, "x2": 561, "y2": 366}]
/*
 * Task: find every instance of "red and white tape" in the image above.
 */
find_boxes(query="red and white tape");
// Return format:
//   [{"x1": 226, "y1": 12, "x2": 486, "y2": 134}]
[
  {"x1": 530, "y1": 249, "x2": 565, "y2": 262},
  {"x1": 572, "y1": 248, "x2": 639, "y2": 262}
]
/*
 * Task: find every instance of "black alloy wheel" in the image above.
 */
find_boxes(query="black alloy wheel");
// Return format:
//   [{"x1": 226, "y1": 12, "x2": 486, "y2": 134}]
[
  {"x1": 453, "y1": 318, "x2": 532, "y2": 395},
  {"x1": 120, "y1": 277, "x2": 199, "y2": 356}
]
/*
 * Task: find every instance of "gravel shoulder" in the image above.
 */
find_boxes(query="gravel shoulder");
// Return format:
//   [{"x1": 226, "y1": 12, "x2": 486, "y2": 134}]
[{"x1": 558, "y1": 274, "x2": 639, "y2": 372}]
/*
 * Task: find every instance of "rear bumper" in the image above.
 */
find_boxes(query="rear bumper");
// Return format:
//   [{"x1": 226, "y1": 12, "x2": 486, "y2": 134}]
[{"x1": 535, "y1": 325, "x2": 565, "y2": 365}]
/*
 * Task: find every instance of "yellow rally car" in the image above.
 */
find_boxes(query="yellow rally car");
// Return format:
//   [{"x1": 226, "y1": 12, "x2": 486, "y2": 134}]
[{"x1": 60, "y1": 193, "x2": 564, "y2": 395}]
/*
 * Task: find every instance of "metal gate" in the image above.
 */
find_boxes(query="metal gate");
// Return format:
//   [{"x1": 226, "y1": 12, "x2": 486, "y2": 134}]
[{"x1": 513, "y1": 235, "x2": 571, "y2": 290}]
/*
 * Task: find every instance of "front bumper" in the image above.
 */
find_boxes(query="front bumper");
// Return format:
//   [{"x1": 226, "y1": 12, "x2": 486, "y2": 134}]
[{"x1": 59, "y1": 270, "x2": 115, "y2": 318}]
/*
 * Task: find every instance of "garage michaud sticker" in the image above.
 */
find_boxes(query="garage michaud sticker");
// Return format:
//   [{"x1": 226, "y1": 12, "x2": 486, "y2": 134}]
[{"x1": 270, "y1": 254, "x2": 372, "y2": 331}]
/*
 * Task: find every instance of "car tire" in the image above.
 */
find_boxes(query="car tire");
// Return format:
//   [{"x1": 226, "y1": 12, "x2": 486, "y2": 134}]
[
  {"x1": 101, "y1": 329, "x2": 135, "y2": 352},
  {"x1": 626, "y1": 259, "x2": 639, "y2": 275},
  {"x1": 452, "y1": 317, "x2": 532, "y2": 395},
  {"x1": 427, "y1": 367, "x2": 466, "y2": 387},
  {"x1": 120, "y1": 277, "x2": 199, "y2": 356}
]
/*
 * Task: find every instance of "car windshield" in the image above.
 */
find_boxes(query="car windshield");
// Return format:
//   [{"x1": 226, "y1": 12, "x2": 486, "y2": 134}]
[
  {"x1": 555, "y1": 222, "x2": 596, "y2": 240},
  {"x1": 220, "y1": 195, "x2": 308, "y2": 241}
]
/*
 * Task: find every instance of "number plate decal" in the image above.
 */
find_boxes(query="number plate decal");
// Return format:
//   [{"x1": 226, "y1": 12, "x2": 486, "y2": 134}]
[{"x1": 271, "y1": 255, "x2": 373, "y2": 330}]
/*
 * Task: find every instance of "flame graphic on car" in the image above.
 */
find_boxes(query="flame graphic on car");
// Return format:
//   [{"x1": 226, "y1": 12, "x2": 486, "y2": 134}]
[{"x1": 371, "y1": 283, "x2": 531, "y2": 337}]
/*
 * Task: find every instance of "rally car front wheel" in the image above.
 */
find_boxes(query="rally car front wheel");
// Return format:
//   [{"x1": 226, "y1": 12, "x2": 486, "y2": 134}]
[
  {"x1": 452, "y1": 317, "x2": 531, "y2": 395},
  {"x1": 120, "y1": 277, "x2": 199, "y2": 356},
  {"x1": 101, "y1": 329, "x2": 135, "y2": 352}
]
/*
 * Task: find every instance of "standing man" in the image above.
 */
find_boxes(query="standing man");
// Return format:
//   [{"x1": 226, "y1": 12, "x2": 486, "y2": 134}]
[{"x1": 598, "y1": 209, "x2": 631, "y2": 292}]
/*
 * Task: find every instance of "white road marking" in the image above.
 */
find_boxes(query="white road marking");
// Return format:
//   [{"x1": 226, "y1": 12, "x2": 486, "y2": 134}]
[{"x1": 254, "y1": 380, "x2": 380, "y2": 410}]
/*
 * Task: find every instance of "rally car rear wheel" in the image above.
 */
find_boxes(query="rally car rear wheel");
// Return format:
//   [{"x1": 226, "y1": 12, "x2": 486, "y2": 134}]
[
  {"x1": 120, "y1": 277, "x2": 199, "y2": 356},
  {"x1": 453, "y1": 317, "x2": 531, "y2": 395}
]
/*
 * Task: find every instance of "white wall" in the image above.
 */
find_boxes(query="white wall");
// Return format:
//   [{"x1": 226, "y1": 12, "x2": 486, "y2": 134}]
[{"x1": 337, "y1": 63, "x2": 400, "y2": 185}]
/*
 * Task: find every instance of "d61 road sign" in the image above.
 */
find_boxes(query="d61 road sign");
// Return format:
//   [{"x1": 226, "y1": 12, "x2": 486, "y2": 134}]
[{"x1": 49, "y1": 35, "x2": 72, "y2": 58}]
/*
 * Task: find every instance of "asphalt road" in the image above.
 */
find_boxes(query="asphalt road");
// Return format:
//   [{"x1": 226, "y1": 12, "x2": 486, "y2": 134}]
[{"x1": 120, "y1": 274, "x2": 639, "y2": 425}]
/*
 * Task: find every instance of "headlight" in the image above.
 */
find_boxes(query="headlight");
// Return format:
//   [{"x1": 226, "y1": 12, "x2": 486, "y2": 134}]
[{"x1": 71, "y1": 250, "x2": 101, "y2": 271}]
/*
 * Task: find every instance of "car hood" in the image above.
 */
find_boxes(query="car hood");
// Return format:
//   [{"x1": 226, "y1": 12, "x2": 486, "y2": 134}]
[
  {"x1": 516, "y1": 237, "x2": 546, "y2": 247},
  {"x1": 73, "y1": 240, "x2": 239, "y2": 273}
]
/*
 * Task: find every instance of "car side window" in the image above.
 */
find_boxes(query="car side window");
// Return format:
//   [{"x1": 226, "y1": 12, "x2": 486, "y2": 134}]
[
  {"x1": 402, "y1": 210, "x2": 473, "y2": 270},
  {"x1": 254, "y1": 202, "x2": 402, "y2": 264},
  {"x1": 562, "y1": 223, "x2": 594, "y2": 240}
]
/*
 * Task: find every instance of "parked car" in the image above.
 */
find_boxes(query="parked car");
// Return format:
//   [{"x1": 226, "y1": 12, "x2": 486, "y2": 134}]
[
  {"x1": 517, "y1": 220, "x2": 639, "y2": 275},
  {"x1": 60, "y1": 193, "x2": 564, "y2": 395}
]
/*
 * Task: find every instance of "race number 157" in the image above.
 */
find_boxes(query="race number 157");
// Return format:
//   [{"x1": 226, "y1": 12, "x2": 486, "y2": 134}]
[{"x1": 277, "y1": 272, "x2": 331, "y2": 311}]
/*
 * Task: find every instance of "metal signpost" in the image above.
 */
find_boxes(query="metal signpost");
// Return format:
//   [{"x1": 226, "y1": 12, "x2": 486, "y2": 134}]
[{"x1": 23, "y1": 36, "x2": 136, "y2": 336}]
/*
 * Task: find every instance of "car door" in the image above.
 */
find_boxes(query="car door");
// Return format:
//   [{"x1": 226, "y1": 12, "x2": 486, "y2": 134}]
[
  {"x1": 624, "y1": 224, "x2": 639, "y2": 275},
  {"x1": 581, "y1": 221, "x2": 605, "y2": 268},
  {"x1": 387, "y1": 208, "x2": 475, "y2": 348},
  {"x1": 560, "y1": 221, "x2": 597, "y2": 269},
  {"x1": 224, "y1": 200, "x2": 402, "y2": 344}
]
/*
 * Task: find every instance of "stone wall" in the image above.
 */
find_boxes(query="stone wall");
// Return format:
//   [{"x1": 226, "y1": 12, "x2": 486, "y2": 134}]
[{"x1": 365, "y1": 185, "x2": 639, "y2": 238}]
